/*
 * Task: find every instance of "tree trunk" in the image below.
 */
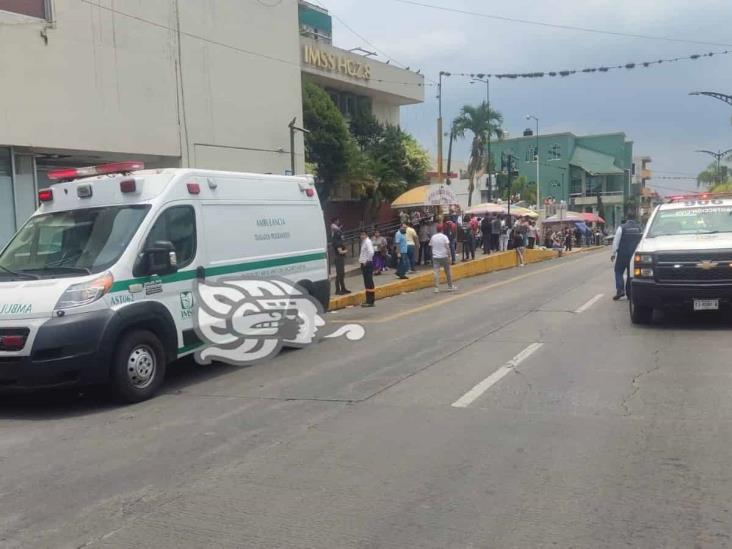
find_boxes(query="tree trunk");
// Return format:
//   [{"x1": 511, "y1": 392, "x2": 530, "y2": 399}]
[{"x1": 468, "y1": 176, "x2": 475, "y2": 207}]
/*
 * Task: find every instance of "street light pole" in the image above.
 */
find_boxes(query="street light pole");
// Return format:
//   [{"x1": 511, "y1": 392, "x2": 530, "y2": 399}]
[
  {"x1": 526, "y1": 114, "x2": 540, "y2": 213},
  {"x1": 438, "y1": 71, "x2": 451, "y2": 184},
  {"x1": 689, "y1": 92, "x2": 732, "y2": 107},
  {"x1": 288, "y1": 117, "x2": 310, "y2": 175},
  {"x1": 696, "y1": 148, "x2": 732, "y2": 186},
  {"x1": 472, "y1": 75, "x2": 492, "y2": 200}
]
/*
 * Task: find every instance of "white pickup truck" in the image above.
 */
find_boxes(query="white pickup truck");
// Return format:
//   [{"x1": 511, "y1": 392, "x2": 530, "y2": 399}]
[{"x1": 629, "y1": 195, "x2": 732, "y2": 324}]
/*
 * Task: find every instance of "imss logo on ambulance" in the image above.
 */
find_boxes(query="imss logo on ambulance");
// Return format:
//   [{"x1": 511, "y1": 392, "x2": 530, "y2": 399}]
[{"x1": 192, "y1": 277, "x2": 365, "y2": 366}]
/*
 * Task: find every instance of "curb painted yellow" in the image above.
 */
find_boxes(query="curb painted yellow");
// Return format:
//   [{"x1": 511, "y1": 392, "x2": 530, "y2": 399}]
[{"x1": 328, "y1": 246, "x2": 603, "y2": 311}]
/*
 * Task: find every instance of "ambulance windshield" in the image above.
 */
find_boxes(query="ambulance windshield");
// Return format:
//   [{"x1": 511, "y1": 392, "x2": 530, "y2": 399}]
[{"x1": 0, "y1": 205, "x2": 150, "y2": 279}]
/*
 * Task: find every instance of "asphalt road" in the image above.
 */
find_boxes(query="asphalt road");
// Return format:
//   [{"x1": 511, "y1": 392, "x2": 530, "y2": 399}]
[{"x1": 3, "y1": 248, "x2": 732, "y2": 548}]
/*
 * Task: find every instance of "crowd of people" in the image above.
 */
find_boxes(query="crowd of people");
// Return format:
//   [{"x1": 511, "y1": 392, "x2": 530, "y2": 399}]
[
  {"x1": 331, "y1": 210, "x2": 607, "y2": 307},
  {"x1": 543, "y1": 225, "x2": 606, "y2": 252}
]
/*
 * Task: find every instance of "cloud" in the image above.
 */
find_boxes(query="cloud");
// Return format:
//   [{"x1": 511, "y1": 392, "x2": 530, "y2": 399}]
[{"x1": 377, "y1": 31, "x2": 468, "y2": 63}]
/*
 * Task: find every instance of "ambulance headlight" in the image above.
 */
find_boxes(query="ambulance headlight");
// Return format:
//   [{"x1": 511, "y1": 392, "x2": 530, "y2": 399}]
[
  {"x1": 635, "y1": 254, "x2": 653, "y2": 264},
  {"x1": 55, "y1": 272, "x2": 114, "y2": 310}
]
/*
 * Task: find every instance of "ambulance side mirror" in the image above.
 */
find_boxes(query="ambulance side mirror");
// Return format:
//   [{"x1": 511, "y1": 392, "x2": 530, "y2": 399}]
[{"x1": 134, "y1": 241, "x2": 179, "y2": 277}]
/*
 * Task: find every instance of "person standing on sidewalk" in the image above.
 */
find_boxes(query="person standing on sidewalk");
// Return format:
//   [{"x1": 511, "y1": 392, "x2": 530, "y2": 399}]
[
  {"x1": 611, "y1": 212, "x2": 643, "y2": 300},
  {"x1": 481, "y1": 215, "x2": 492, "y2": 254},
  {"x1": 359, "y1": 230, "x2": 376, "y2": 307},
  {"x1": 406, "y1": 222, "x2": 419, "y2": 273},
  {"x1": 491, "y1": 215, "x2": 501, "y2": 251},
  {"x1": 418, "y1": 221, "x2": 431, "y2": 265},
  {"x1": 430, "y1": 224, "x2": 457, "y2": 293},
  {"x1": 528, "y1": 220, "x2": 538, "y2": 249},
  {"x1": 467, "y1": 214, "x2": 479, "y2": 260},
  {"x1": 499, "y1": 216, "x2": 510, "y2": 251},
  {"x1": 394, "y1": 224, "x2": 410, "y2": 279},
  {"x1": 372, "y1": 229, "x2": 388, "y2": 275},
  {"x1": 332, "y1": 223, "x2": 351, "y2": 295},
  {"x1": 513, "y1": 223, "x2": 526, "y2": 267}
]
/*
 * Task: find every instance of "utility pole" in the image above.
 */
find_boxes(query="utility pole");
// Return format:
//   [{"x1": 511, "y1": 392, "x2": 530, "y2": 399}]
[
  {"x1": 288, "y1": 117, "x2": 310, "y2": 175},
  {"x1": 526, "y1": 115, "x2": 540, "y2": 213},
  {"x1": 696, "y1": 148, "x2": 732, "y2": 186},
  {"x1": 445, "y1": 127, "x2": 455, "y2": 185},
  {"x1": 437, "y1": 71, "x2": 450, "y2": 184}
]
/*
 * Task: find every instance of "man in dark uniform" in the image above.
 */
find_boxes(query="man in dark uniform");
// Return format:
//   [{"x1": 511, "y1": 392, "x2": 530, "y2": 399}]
[
  {"x1": 611, "y1": 212, "x2": 643, "y2": 300},
  {"x1": 332, "y1": 221, "x2": 350, "y2": 295}
]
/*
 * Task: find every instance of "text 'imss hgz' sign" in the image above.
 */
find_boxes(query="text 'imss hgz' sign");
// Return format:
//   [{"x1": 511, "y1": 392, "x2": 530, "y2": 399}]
[{"x1": 303, "y1": 45, "x2": 372, "y2": 81}]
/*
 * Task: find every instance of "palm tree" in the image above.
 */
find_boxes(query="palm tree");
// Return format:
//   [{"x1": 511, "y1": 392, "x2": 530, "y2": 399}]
[{"x1": 453, "y1": 102, "x2": 503, "y2": 206}]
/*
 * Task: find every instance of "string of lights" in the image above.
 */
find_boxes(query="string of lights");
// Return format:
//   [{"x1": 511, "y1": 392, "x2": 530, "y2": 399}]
[{"x1": 445, "y1": 49, "x2": 730, "y2": 81}]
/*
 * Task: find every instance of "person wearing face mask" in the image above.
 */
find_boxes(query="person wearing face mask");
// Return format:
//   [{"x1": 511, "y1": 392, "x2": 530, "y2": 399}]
[{"x1": 394, "y1": 224, "x2": 410, "y2": 279}]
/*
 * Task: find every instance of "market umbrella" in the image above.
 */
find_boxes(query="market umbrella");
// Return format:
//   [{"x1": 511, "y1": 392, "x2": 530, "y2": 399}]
[
  {"x1": 509, "y1": 206, "x2": 539, "y2": 218},
  {"x1": 391, "y1": 184, "x2": 459, "y2": 208},
  {"x1": 580, "y1": 212, "x2": 605, "y2": 224},
  {"x1": 544, "y1": 211, "x2": 584, "y2": 223},
  {"x1": 465, "y1": 202, "x2": 507, "y2": 215}
]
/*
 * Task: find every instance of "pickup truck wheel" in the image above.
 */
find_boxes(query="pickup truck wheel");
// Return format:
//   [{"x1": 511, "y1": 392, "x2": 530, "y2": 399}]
[
  {"x1": 629, "y1": 297, "x2": 653, "y2": 325},
  {"x1": 110, "y1": 330, "x2": 166, "y2": 403}
]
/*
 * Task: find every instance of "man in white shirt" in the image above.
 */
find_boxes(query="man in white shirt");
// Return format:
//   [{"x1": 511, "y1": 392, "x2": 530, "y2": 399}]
[
  {"x1": 429, "y1": 224, "x2": 457, "y2": 293},
  {"x1": 359, "y1": 230, "x2": 376, "y2": 307}
]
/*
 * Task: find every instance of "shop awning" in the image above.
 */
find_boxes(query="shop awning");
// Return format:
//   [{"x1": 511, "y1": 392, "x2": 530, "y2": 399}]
[
  {"x1": 570, "y1": 147, "x2": 624, "y2": 176},
  {"x1": 392, "y1": 184, "x2": 458, "y2": 208}
]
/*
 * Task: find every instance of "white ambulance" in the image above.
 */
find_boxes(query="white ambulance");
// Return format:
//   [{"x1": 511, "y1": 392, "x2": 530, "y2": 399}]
[{"x1": 0, "y1": 162, "x2": 329, "y2": 402}]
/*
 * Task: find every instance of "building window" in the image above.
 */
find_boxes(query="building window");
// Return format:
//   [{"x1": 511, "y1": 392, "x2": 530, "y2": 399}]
[
  {"x1": 324, "y1": 89, "x2": 372, "y2": 119},
  {"x1": 549, "y1": 144, "x2": 561, "y2": 160},
  {"x1": 525, "y1": 146, "x2": 537, "y2": 162},
  {"x1": 0, "y1": 0, "x2": 48, "y2": 19}
]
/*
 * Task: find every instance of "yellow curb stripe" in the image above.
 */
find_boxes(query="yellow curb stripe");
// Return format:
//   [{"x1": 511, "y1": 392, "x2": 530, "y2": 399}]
[
  {"x1": 328, "y1": 246, "x2": 605, "y2": 322},
  {"x1": 329, "y1": 248, "x2": 562, "y2": 311}
]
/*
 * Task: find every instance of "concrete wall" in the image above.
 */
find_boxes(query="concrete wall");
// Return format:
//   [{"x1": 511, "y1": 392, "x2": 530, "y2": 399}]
[{"x1": 0, "y1": 0, "x2": 304, "y2": 174}]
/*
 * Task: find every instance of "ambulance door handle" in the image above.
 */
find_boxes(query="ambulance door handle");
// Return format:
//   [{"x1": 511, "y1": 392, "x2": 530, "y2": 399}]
[{"x1": 196, "y1": 266, "x2": 206, "y2": 280}]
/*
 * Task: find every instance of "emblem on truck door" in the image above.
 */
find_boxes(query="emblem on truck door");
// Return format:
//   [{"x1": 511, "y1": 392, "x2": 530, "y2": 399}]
[{"x1": 192, "y1": 277, "x2": 364, "y2": 366}]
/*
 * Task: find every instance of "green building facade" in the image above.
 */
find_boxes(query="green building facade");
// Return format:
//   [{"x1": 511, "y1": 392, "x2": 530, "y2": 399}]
[{"x1": 488, "y1": 132, "x2": 633, "y2": 228}]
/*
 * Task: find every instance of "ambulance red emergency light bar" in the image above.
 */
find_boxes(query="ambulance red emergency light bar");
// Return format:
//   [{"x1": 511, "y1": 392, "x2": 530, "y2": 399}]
[{"x1": 47, "y1": 161, "x2": 145, "y2": 182}]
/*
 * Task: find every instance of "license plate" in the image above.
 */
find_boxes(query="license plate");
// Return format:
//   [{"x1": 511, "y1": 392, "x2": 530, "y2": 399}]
[{"x1": 694, "y1": 299, "x2": 719, "y2": 311}]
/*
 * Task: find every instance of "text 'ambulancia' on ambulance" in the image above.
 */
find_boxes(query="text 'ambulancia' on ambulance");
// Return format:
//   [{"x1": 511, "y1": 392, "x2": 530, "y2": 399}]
[{"x1": 0, "y1": 162, "x2": 329, "y2": 402}]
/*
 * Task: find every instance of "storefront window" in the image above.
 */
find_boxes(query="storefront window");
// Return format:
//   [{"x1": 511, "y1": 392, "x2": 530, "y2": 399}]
[{"x1": 0, "y1": 0, "x2": 48, "y2": 19}]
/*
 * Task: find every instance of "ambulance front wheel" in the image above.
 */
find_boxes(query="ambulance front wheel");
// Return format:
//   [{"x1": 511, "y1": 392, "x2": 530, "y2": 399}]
[{"x1": 110, "y1": 330, "x2": 167, "y2": 403}]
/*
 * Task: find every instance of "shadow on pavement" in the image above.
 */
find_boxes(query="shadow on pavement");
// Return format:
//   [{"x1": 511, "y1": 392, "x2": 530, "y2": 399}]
[
  {"x1": 0, "y1": 353, "x2": 267, "y2": 420},
  {"x1": 652, "y1": 308, "x2": 732, "y2": 330}
]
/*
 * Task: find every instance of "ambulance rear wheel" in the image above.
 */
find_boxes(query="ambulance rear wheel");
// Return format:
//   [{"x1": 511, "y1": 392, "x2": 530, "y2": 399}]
[{"x1": 110, "y1": 330, "x2": 166, "y2": 403}]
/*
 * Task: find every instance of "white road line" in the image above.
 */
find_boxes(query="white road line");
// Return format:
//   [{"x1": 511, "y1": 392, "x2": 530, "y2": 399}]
[
  {"x1": 575, "y1": 293, "x2": 604, "y2": 314},
  {"x1": 451, "y1": 342, "x2": 544, "y2": 408}
]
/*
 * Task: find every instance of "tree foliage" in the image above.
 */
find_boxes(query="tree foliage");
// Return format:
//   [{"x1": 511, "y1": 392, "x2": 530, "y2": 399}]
[
  {"x1": 302, "y1": 82, "x2": 429, "y2": 204},
  {"x1": 302, "y1": 81, "x2": 363, "y2": 200},
  {"x1": 697, "y1": 159, "x2": 732, "y2": 190},
  {"x1": 452, "y1": 102, "x2": 504, "y2": 207}
]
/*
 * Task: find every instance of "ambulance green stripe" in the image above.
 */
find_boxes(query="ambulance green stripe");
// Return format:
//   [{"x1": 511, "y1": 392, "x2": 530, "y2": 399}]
[{"x1": 110, "y1": 252, "x2": 327, "y2": 293}]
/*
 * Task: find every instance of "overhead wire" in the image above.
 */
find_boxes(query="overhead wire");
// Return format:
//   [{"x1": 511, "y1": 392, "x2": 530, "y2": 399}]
[
  {"x1": 446, "y1": 49, "x2": 730, "y2": 81},
  {"x1": 317, "y1": 0, "x2": 437, "y2": 83},
  {"x1": 389, "y1": 0, "x2": 732, "y2": 48}
]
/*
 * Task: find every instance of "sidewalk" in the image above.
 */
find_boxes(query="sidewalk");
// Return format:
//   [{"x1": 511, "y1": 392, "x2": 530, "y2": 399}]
[{"x1": 328, "y1": 246, "x2": 603, "y2": 311}]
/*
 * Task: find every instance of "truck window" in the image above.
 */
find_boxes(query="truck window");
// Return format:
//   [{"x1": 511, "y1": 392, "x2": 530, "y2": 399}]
[
  {"x1": 0, "y1": 205, "x2": 151, "y2": 279},
  {"x1": 648, "y1": 206, "x2": 732, "y2": 237},
  {"x1": 144, "y1": 206, "x2": 197, "y2": 268}
]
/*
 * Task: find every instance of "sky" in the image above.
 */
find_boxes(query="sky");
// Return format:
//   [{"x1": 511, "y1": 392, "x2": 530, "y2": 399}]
[{"x1": 319, "y1": 0, "x2": 732, "y2": 195}]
